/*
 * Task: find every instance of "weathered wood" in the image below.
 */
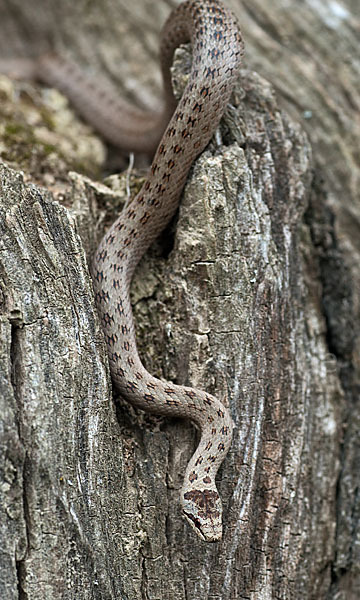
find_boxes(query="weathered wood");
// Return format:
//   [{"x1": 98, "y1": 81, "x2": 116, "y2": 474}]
[{"x1": 0, "y1": 1, "x2": 359, "y2": 599}]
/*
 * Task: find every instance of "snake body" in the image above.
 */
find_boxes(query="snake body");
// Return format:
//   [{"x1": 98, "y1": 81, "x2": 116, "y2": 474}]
[
  {"x1": 92, "y1": 0, "x2": 243, "y2": 542},
  {"x1": 2, "y1": 0, "x2": 244, "y2": 541}
]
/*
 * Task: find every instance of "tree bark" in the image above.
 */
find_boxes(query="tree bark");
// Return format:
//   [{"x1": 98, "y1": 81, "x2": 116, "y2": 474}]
[{"x1": 0, "y1": 1, "x2": 359, "y2": 599}]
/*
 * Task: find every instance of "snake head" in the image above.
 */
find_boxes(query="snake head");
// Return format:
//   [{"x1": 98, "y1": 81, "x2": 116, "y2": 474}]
[{"x1": 181, "y1": 488, "x2": 223, "y2": 542}]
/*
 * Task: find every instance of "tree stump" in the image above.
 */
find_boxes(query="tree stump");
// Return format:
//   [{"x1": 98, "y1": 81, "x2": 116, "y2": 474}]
[{"x1": 0, "y1": 1, "x2": 358, "y2": 599}]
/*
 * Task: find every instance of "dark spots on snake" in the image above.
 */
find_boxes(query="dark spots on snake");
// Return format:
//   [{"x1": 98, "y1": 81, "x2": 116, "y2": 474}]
[
  {"x1": 220, "y1": 425, "x2": 230, "y2": 435},
  {"x1": 126, "y1": 381, "x2": 138, "y2": 393},
  {"x1": 225, "y1": 65, "x2": 235, "y2": 76},
  {"x1": 173, "y1": 144, "x2": 184, "y2": 154},
  {"x1": 167, "y1": 159, "x2": 175, "y2": 169},
  {"x1": 195, "y1": 456, "x2": 203, "y2": 466},
  {"x1": 135, "y1": 371, "x2": 143, "y2": 380},
  {"x1": 123, "y1": 341, "x2": 130, "y2": 351},
  {"x1": 204, "y1": 466, "x2": 211, "y2": 474},
  {"x1": 190, "y1": 403, "x2": 204, "y2": 413},
  {"x1": 127, "y1": 357, "x2": 135, "y2": 367},
  {"x1": 189, "y1": 471, "x2": 198, "y2": 483},
  {"x1": 213, "y1": 16, "x2": 223, "y2": 26},
  {"x1": 126, "y1": 208, "x2": 136, "y2": 220},
  {"x1": 155, "y1": 183, "x2": 166, "y2": 195},
  {"x1": 109, "y1": 352, "x2": 120, "y2": 363},
  {"x1": 116, "y1": 302, "x2": 125, "y2": 316},
  {"x1": 166, "y1": 399, "x2": 179, "y2": 406},
  {"x1": 164, "y1": 387, "x2": 176, "y2": 395},
  {"x1": 209, "y1": 47, "x2": 221, "y2": 60},
  {"x1": 187, "y1": 115, "x2": 197, "y2": 127},
  {"x1": 115, "y1": 221, "x2": 125, "y2": 231},
  {"x1": 192, "y1": 68, "x2": 199, "y2": 79},
  {"x1": 94, "y1": 269, "x2": 104, "y2": 282},
  {"x1": 123, "y1": 237, "x2": 132, "y2": 247},
  {"x1": 207, "y1": 455, "x2": 216, "y2": 463},
  {"x1": 185, "y1": 390, "x2": 197, "y2": 399},
  {"x1": 136, "y1": 194, "x2": 145, "y2": 206},
  {"x1": 217, "y1": 408, "x2": 225, "y2": 418},
  {"x1": 102, "y1": 312, "x2": 114, "y2": 326},
  {"x1": 97, "y1": 249, "x2": 108, "y2": 262},
  {"x1": 158, "y1": 144, "x2": 166, "y2": 155},
  {"x1": 106, "y1": 333, "x2": 118, "y2": 346},
  {"x1": 147, "y1": 382, "x2": 156, "y2": 390},
  {"x1": 116, "y1": 249, "x2": 125, "y2": 259},
  {"x1": 193, "y1": 140, "x2": 202, "y2": 149},
  {"x1": 174, "y1": 111, "x2": 184, "y2": 121},
  {"x1": 211, "y1": 427, "x2": 217, "y2": 435},
  {"x1": 204, "y1": 396, "x2": 212, "y2": 406},
  {"x1": 144, "y1": 181, "x2": 151, "y2": 191},
  {"x1": 129, "y1": 228, "x2": 139, "y2": 239},
  {"x1": 203, "y1": 476, "x2": 212, "y2": 485},
  {"x1": 208, "y1": 415, "x2": 214, "y2": 423},
  {"x1": 116, "y1": 366, "x2": 125, "y2": 377},
  {"x1": 205, "y1": 67, "x2": 217, "y2": 80},
  {"x1": 151, "y1": 163, "x2": 158, "y2": 175},
  {"x1": 192, "y1": 101, "x2": 203, "y2": 113},
  {"x1": 162, "y1": 172, "x2": 171, "y2": 183},
  {"x1": 200, "y1": 86, "x2": 210, "y2": 98},
  {"x1": 106, "y1": 232, "x2": 115, "y2": 244},
  {"x1": 112, "y1": 279, "x2": 120, "y2": 289},
  {"x1": 121, "y1": 324, "x2": 129, "y2": 334},
  {"x1": 147, "y1": 197, "x2": 161, "y2": 207},
  {"x1": 140, "y1": 212, "x2": 151, "y2": 225},
  {"x1": 167, "y1": 127, "x2": 177, "y2": 137},
  {"x1": 181, "y1": 128, "x2": 191, "y2": 139},
  {"x1": 218, "y1": 442, "x2": 225, "y2": 452},
  {"x1": 144, "y1": 393, "x2": 156, "y2": 403},
  {"x1": 96, "y1": 290, "x2": 110, "y2": 304},
  {"x1": 205, "y1": 441, "x2": 213, "y2": 450}
]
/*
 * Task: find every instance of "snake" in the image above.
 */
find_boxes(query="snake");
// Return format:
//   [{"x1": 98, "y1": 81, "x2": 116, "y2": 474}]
[{"x1": 0, "y1": 0, "x2": 244, "y2": 541}]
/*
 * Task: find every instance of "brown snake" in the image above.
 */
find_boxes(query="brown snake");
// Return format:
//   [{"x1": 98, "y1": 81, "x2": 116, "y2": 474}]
[{"x1": 1, "y1": 0, "x2": 244, "y2": 541}]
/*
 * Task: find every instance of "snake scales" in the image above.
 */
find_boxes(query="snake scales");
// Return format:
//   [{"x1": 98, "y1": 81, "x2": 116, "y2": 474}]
[{"x1": 1, "y1": 0, "x2": 244, "y2": 541}]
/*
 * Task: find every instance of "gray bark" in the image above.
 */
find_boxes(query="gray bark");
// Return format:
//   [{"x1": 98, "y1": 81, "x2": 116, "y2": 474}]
[{"x1": 0, "y1": 1, "x2": 359, "y2": 599}]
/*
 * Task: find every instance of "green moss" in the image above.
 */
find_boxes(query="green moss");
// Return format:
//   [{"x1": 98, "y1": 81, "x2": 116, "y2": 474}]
[
  {"x1": 0, "y1": 78, "x2": 105, "y2": 182},
  {"x1": 4, "y1": 122, "x2": 28, "y2": 136}
]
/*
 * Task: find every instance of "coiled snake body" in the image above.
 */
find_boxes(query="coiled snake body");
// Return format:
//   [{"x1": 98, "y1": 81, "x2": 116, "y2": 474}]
[{"x1": 2, "y1": 0, "x2": 244, "y2": 541}]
